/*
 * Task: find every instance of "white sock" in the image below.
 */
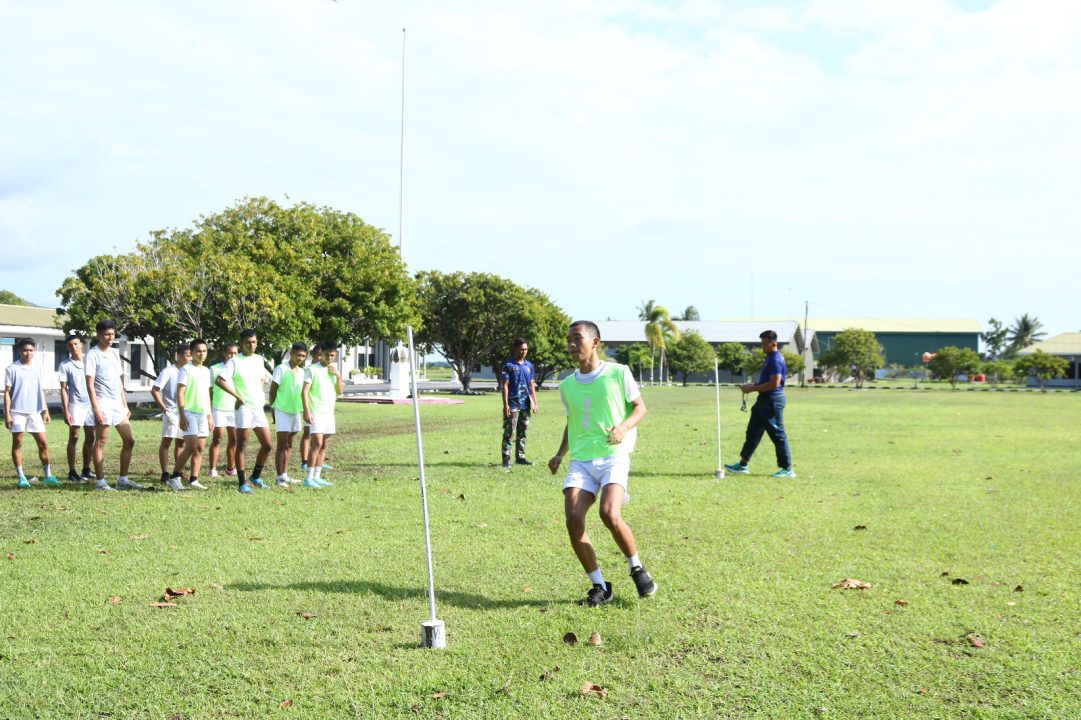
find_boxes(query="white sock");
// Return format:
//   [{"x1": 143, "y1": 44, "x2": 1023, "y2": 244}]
[
  {"x1": 16, "y1": 465, "x2": 24, "y2": 478},
  {"x1": 276, "y1": 473, "x2": 286, "y2": 481},
  {"x1": 96, "y1": 478, "x2": 109, "y2": 487},
  {"x1": 43, "y1": 464, "x2": 51, "y2": 477},
  {"x1": 306, "y1": 465, "x2": 316, "y2": 481},
  {"x1": 314, "y1": 466, "x2": 322, "y2": 479},
  {"x1": 627, "y1": 554, "x2": 641, "y2": 571},
  {"x1": 118, "y1": 475, "x2": 128, "y2": 484},
  {"x1": 587, "y1": 569, "x2": 605, "y2": 586}
]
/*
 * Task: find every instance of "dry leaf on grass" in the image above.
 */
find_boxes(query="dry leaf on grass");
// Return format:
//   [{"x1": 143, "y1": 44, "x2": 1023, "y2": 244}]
[
  {"x1": 129, "y1": 534, "x2": 150, "y2": 541},
  {"x1": 1014, "y1": 584, "x2": 1024, "y2": 593},
  {"x1": 168, "y1": 714, "x2": 183, "y2": 720},
  {"x1": 832, "y1": 578, "x2": 872, "y2": 590},
  {"x1": 966, "y1": 633, "x2": 985, "y2": 648},
  {"x1": 249, "y1": 536, "x2": 264, "y2": 541},
  {"x1": 951, "y1": 578, "x2": 970, "y2": 586},
  {"x1": 894, "y1": 599, "x2": 909, "y2": 606},
  {"x1": 297, "y1": 611, "x2": 318, "y2": 619},
  {"x1": 589, "y1": 632, "x2": 603, "y2": 646},
  {"x1": 5, "y1": 553, "x2": 14, "y2": 561},
  {"x1": 279, "y1": 699, "x2": 294, "y2": 709},
  {"x1": 98, "y1": 549, "x2": 111, "y2": 555},
  {"x1": 562, "y1": 632, "x2": 578, "y2": 645},
  {"x1": 108, "y1": 596, "x2": 122, "y2": 605},
  {"x1": 580, "y1": 682, "x2": 608, "y2": 698},
  {"x1": 430, "y1": 691, "x2": 450, "y2": 700},
  {"x1": 163, "y1": 587, "x2": 196, "y2": 601},
  {"x1": 853, "y1": 525, "x2": 867, "y2": 531},
  {"x1": 150, "y1": 602, "x2": 178, "y2": 608}
]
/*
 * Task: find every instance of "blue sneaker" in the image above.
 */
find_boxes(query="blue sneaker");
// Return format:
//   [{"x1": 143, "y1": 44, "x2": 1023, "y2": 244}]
[
  {"x1": 43, "y1": 475, "x2": 61, "y2": 486},
  {"x1": 300, "y1": 463, "x2": 308, "y2": 472},
  {"x1": 314, "y1": 477, "x2": 332, "y2": 487},
  {"x1": 16, "y1": 476, "x2": 31, "y2": 489},
  {"x1": 771, "y1": 468, "x2": 797, "y2": 479},
  {"x1": 321, "y1": 463, "x2": 334, "y2": 470},
  {"x1": 303, "y1": 479, "x2": 323, "y2": 489},
  {"x1": 238, "y1": 483, "x2": 254, "y2": 494},
  {"x1": 724, "y1": 463, "x2": 750, "y2": 475},
  {"x1": 251, "y1": 478, "x2": 268, "y2": 490}
]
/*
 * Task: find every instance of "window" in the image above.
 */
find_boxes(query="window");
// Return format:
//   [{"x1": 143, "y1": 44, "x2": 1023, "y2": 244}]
[
  {"x1": 54, "y1": 340, "x2": 67, "y2": 371},
  {"x1": 130, "y1": 345, "x2": 142, "y2": 381}
]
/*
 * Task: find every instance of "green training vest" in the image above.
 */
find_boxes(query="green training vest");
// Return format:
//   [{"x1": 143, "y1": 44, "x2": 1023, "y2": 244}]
[
  {"x1": 272, "y1": 365, "x2": 305, "y2": 414},
  {"x1": 182, "y1": 366, "x2": 211, "y2": 416},
  {"x1": 559, "y1": 362, "x2": 636, "y2": 461}
]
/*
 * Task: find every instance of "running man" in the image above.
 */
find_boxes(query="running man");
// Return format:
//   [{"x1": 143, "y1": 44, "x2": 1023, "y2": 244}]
[
  {"x1": 151, "y1": 346, "x2": 190, "y2": 485},
  {"x1": 57, "y1": 335, "x2": 94, "y2": 482},
  {"x1": 208, "y1": 342, "x2": 239, "y2": 479},
  {"x1": 725, "y1": 329, "x2": 796, "y2": 478},
  {"x1": 85, "y1": 320, "x2": 143, "y2": 490},
  {"x1": 301, "y1": 342, "x2": 342, "y2": 489},
  {"x1": 548, "y1": 321, "x2": 656, "y2": 607},
  {"x1": 215, "y1": 329, "x2": 272, "y2": 493},
  {"x1": 167, "y1": 340, "x2": 214, "y2": 491},
  {"x1": 500, "y1": 337, "x2": 539, "y2": 468},
  {"x1": 5, "y1": 338, "x2": 58, "y2": 488},
  {"x1": 269, "y1": 342, "x2": 308, "y2": 488}
]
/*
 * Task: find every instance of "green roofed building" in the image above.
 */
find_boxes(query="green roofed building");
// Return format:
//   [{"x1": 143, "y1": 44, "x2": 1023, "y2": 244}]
[{"x1": 1017, "y1": 333, "x2": 1081, "y2": 389}]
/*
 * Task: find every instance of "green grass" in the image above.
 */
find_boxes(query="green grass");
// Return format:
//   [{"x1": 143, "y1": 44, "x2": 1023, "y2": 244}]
[{"x1": 1, "y1": 388, "x2": 1079, "y2": 719}]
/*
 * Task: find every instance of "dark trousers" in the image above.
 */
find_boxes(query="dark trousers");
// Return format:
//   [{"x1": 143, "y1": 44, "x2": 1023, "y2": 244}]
[
  {"x1": 739, "y1": 393, "x2": 791, "y2": 469},
  {"x1": 501, "y1": 408, "x2": 531, "y2": 462}
]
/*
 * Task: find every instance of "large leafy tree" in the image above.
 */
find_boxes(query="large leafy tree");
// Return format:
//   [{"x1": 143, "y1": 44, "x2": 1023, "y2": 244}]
[
  {"x1": 715, "y1": 342, "x2": 752, "y2": 380},
  {"x1": 819, "y1": 328, "x2": 884, "y2": 389},
  {"x1": 1014, "y1": 350, "x2": 1069, "y2": 391},
  {"x1": 980, "y1": 317, "x2": 1009, "y2": 360},
  {"x1": 484, "y1": 287, "x2": 570, "y2": 389},
  {"x1": 1006, "y1": 313, "x2": 1046, "y2": 354},
  {"x1": 613, "y1": 343, "x2": 652, "y2": 382},
  {"x1": 927, "y1": 346, "x2": 982, "y2": 390},
  {"x1": 666, "y1": 330, "x2": 716, "y2": 386}
]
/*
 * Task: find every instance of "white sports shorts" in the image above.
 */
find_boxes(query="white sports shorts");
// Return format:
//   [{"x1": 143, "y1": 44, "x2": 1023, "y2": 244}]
[
  {"x1": 212, "y1": 409, "x2": 235, "y2": 428},
  {"x1": 9, "y1": 412, "x2": 46, "y2": 434},
  {"x1": 274, "y1": 409, "x2": 303, "y2": 433},
  {"x1": 97, "y1": 403, "x2": 129, "y2": 427},
  {"x1": 562, "y1": 454, "x2": 631, "y2": 503},
  {"x1": 161, "y1": 409, "x2": 183, "y2": 439},
  {"x1": 308, "y1": 411, "x2": 336, "y2": 436},
  {"x1": 69, "y1": 405, "x2": 96, "y2": 428},
  {"x1": 235, "y1": 405, "x2": 269, "y2": 430},
  {"x1": 182, "y1": 410, "x2": 210, "y2": 438}
]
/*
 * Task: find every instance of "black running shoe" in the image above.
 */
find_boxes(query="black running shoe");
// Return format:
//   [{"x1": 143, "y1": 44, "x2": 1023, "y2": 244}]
[
  {"x1": 515, "y1": 458, "x2": 534, "y2": 466},
  {"x1": 631, "y1": 566, "x2": 657, "y2": 597},
  {"x1": 67, "y1": 470, "x2": 84, "y2": 483},
  {"x1": 580, "y1": 582, "x2": 613, "y2": 607}
]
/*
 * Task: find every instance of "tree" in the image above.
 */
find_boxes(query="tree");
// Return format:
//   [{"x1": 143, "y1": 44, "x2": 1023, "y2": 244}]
[
  {"x1": 819, "y1": 328, "x2": 884, "y2": 389},
  {"x1": 484, "y1": 287, "x2": 570, "y2": 389},
  {"x1": 1006, "y1": 313, "x2": 1046, "y2": 354},
  {"x1": 981, "y1": 359, "x2": 1013, "y2": 386},
  {"x1": 782, "y1": 349, "x2": 805, "y2": 377},
  {"x1": 927, "y1": 346, "x2": 981, "y2": 390},
  {"x1": 675, "y1": 305, "x2": 700, "y2": 321},
  {"x1": 980, "y1": 317, "x2": 1009, "y2": 360},
  {"x1": 666, "y1": 330, "x2": 716, "y2": 385},
  {"x1": 641, "y1": 304, "x2": 679, "y2": 385},
  {"x1": 613, "y1": 343, "x2": 652, "y2": 382},
  {"x1": 1014, "y1": 350, "x2": 1068, "y2": 391},
  {"x1": 715, "y1": 342, "x2": 752, "y2": 380},
  {"x1": 0, "y1": 290, "x2": 31, "y2": 306},
  {"x1": 748, "y1": 348, "x2": 804, "y2": 379}
]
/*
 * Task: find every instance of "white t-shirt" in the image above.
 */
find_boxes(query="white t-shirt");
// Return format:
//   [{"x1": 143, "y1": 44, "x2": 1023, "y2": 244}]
[
  {"x1": 4, "y1": 361, "x2": 46, "y2": 414},
  {"x1": 85, "y1": 345, "x2": 124, "y2": 403},
  {"x1": 153, "y1": 363, "x2": 184, "y2": 411},
  {"x1": 57, "y1": 358, "x2": 91, "y2": 408}
]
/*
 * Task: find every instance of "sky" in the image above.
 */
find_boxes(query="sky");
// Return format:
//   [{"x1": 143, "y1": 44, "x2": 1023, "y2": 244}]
[{"x1": 3, "y1": 0, "x2": 1080, "y2": 336}]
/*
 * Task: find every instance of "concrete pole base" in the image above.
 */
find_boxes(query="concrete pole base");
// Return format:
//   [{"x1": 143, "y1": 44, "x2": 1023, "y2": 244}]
[{"x1": 421, "y1": 619, "x2": 446, "y2": 649}]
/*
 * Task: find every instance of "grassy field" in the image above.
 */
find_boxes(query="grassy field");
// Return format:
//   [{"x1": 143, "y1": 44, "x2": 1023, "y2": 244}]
[{"x1": 1, "y1": 387, "x2": 1079, "y2": 719}]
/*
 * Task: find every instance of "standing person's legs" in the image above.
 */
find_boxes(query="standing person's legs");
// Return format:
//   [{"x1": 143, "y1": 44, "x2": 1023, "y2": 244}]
[
  {"x1": 225, "y1": 427, "x2": 237, "y2": 473},
  {"x1": 158, "y1": 437, "x2": 172, "y2": 479},
  {"x1": 67, "y1": 425, "x2": 81, "y2": 475},
  {"x1": 274, "y1": 432, "x2": 291, "y2": 478},
  {"x1": 252, "y1": 425, "x2": 273, "y2": 478},
  {"x1": 300, "y1": 426, "x2": 310, "y2": 468},
  {"x1": 115, "y1": 422, "x2": 137, "y2": 481},
  {"x1": 92, "y1": 424, "x2": 111, "y2": 480},
  {"x1": 515, "y1": 408, "x2": 531, "y2": 462},
  {"x1": 564, "y1": 487, "x2": 599, "y2": 575},
  {"x1": 501, "y1": 410, "x2": 518, "y2": 466},
  {"x1": 30, "y1": 431, "x2": 50, "y2": 476},
  {"x1": 209, "y1": 425, "x2": 224, "y2": 473},
  {"x1": 304, "y1": 434, "x2": 328, "y2": 487},
  {"x1": 737, "y1": 399, "x2": 771, "y2": 464},
  {"x1": 762, "y1": 395, "x2": 792, "y2": 469},
  {"x1": 11, "y1": 430, "x2": 24, "y2": 476},
  {"x1": 81, "y1": 426, "x2": 94, "y2": 478}
]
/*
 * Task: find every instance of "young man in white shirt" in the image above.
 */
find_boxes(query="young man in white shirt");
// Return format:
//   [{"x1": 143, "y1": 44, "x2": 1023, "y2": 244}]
[
  {"x1": 85, "y1": 320, "x2": 143, "y2": 490},
  {"x1": 5, "y1": 338, "x2": 58, "y2": 488},
  {"x1": 301, "y1": 343, "x2": 343, "y2": 488},
  {"x1": 269, "y1": 342, "x2": 308, "y2": 488},
  {"x1": 167, "y1": 340, "x2": 215, "y2": 491},
  {"x1": 215, "y1": 329, "x2": 273, "y2": 494},
  {"x1": 208, "y1": 342, "x2": 239, "y2": 479},
  {"x1": 151, "y1": 346, "x2": 191, "y2": 485},
  {"x1": 57, "y1": 335, "x2": 95, "y2": 482}
]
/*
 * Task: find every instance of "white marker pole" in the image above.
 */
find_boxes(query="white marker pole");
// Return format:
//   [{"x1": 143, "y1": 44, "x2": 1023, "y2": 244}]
[
  {"x1": 407, "y1": 326, "x2": 445, "y2": 649},
  {"x1": 714, "y1": 357, "x2": 725, "y2": 479}
]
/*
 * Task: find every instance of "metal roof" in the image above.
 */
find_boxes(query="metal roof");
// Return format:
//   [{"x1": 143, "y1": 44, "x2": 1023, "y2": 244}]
[
  {"x1": 1018, "y1": 333, "x2": 1081, "y2": 356},
  {"x1": 726, "y1": 317, "x2": 980, "y2": 333},
  {"x1": 595, "y1": 320, "x2": 810, "y2": 347},
  {"x1": 0, "y1": 304, "x2": 64, "y2": 330}
]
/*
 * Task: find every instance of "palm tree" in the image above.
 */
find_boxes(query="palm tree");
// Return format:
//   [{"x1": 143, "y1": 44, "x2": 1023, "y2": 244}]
[
  {"x1": 642, "y1": 304, "x2": 679, "y2": 385},
  {"x1": 1006, "y1": 313, "x2": 1046, "y2": 354},
  {"x1": 637, "y1": 299, "x2": 656, "y2": 321},
  {"x1": 675, "y1": 305, "x2": 700, "y2": 321}
]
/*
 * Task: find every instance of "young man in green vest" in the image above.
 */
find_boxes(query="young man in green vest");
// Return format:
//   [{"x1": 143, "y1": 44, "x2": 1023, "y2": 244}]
[
  {"x1": 302, "y1": 342, "x2": 342, "y2": 489},
  {"x1": 168, "y1": 339, "x2": 214, "y2": 491},
  {"x1": 548, "y1": 320, "x2": 656, "y2": 607},
  {"x1": 215, "y1": 329, "x2": 273, "y2": 494},
  {"x1": 208, "y1": 342, "x2": 239, "y2": 479},
  {"x1": 269, "y1": 342, "x2": 308, "y2": 488}
]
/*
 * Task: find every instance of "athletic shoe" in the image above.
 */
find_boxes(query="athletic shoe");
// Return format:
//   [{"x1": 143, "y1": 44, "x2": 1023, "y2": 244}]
[
  {"x1": 771, "y1": 468, "x2": 797, "y2": 479},
  {"x1": 43, "y1": 476, "x2": 61, "y2": 486},
  {"x1": 81, "y1": 469, "x2": 94, "y2": 481},
  {"x1": 209, "y1": 469, "x2": 220, "y2": 478},
  {"x1": 501, "y1": 460, "x2": 511, "y2": 469},
  {"x1": 631, "y1": 566, "x2": 657, "y2": 597},
  {"x1": 515, "y1": 458, "x2": 534, "y2": 466},
  {"x1": 276, "y1": 477, "x2": 289, "y2": 489},
  {"x1": 16, "y1": 476, "x2": 31, "y2": 489},
  {"x1": 189, "y1": 480, "x2": 208, "y2": 491},
  {"x1": 27, "y1": 476, "x2": 39, "y2": 484},
  {"x1": 225, "y1": 468, "x2": 238, "y2": 477},
  {"x1": 303, "y1": 478, "x2": 323, "y2": 489},
  {"x1": 95, "y1": 480, "x2": 115, "y2": 491},
  {"x1": 67, "y1": 470, "x2": 82, "y2": 482},
  {"x1": 314, "y1": 477, "x2": 332, "y2": 487},
  {"x1": 116, "y1": 477, "x2": 146, "y2": 490},
  {"x1": 322, "y1": 463, "x2": 333, "y2": 470},
  {"x1": 238, "y1": 483, "x2": 253, "y2": 494},
  {"x1": 300, "y1": 463, "x2": 308, "y2": 472},
  {"x1": 580, "y1": 582, "x2": 613, "y2": 607},
  {"x1": 251, "y1": 478, "x2": 268, "y2": 490},
  {"x1": 287, "y1": 475, "x2": 303, "y2": 484},
  {"x1": 724, "y1": 463, "x2": 750, "y2": 475},
  {"x1": 165, "y1": 477, "x2": 186, "y2": 492}
]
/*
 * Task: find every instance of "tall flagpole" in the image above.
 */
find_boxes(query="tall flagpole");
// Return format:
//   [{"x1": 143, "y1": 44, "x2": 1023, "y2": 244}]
[{"x1": 398, "y1": 28, "x2": 406, "y2": 258}]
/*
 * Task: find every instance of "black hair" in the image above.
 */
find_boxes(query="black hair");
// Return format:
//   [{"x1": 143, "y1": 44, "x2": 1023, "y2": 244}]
[
  {"x1": 290, "y1": 342, "x2": 309, "y2": 352},
  {"x1": 16, "y1": 337, "x2": 35, "y2": 350},
  {"x1": 759, "y1": 330, "x2": 778, "y2": 342},
  {"x1": 319, "y1": 341, "x2": 339, "y2": 353},
  {"x1": 239, "y1": 329, "x2": 257, "y2": 340},
  {"x1": 64, "y1": 334, "x2": 83, "y2": 345},
  {"x1": 222, "y1": 342, "x2": 239, "y2": 352},
  {"x1": 513, "y1": 337, "x2": 528, "y2": 348},
  {"x1": 310, "y1": 344, "x2": 321, "y2": 354},
  {"x1": 569, "y1": 320, "x2": 601, "y2": 341},
  {"x1": 96, "y1": 319, "x2": 116, "y2": 332},
  {"x1": 188, "y1": 339, "x2": 208, "y2": 351}
]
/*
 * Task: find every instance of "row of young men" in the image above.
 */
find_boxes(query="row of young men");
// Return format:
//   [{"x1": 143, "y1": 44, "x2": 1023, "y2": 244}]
[{"x1": 6, "y1": 321, "x2": 343, "y2": 492}]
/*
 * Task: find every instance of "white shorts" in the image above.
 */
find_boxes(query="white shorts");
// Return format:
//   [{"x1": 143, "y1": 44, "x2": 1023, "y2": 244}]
[
  {"x1": 308, "y1": 411, "x2": 336, "y2": 436},
  {"x1": 161, "y1": 409, "x2": 182, "y2": 439},
  {"x1": 235, "y1": 405, "x2": 269, "y2": 430},
  {"x1": 275, "y1": 409, "x2": 303, "y2": 433},
  {"x1": 97, "y1": 403, "x2": 129, "y2": 427},
  {"x1": 69, "y1": 405, "x2": 96, "y2": 428},
  {"x1": 212, "y1": 409, "x2": 235, "y2": 428},
  {"x1": 183, "y1": 410, "x2": 210, "y2": 438},
  {"x1": 9, "y1": 412, "x2": 46, "y2": 435},
  {"x1": 563, "y1": 454, "x2": 631, "y2": 503}
]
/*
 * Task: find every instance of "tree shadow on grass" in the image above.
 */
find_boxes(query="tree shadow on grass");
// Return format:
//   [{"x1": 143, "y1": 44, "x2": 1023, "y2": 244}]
[{"x1": 228, "y1": 579, "x2": 557, "y2": 610}]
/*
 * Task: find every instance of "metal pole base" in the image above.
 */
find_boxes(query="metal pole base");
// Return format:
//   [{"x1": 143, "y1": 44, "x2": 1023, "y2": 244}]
[
  {"x1": 714, "y1": 469, "x2": 725, "y2": 479},
  {"x1": 421, "y1": 619, "x2": 447, "y2": 649}
]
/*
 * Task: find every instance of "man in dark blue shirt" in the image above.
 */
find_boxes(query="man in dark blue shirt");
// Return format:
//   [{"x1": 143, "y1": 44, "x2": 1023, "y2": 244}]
[
  {"x1": 500, "y1": 337, "x2": 539, "y2": 468},
  {"x1": 725, "y1": 330, "x2": 795, "y2": 478}
]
